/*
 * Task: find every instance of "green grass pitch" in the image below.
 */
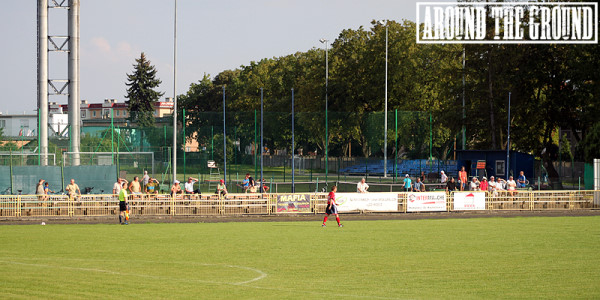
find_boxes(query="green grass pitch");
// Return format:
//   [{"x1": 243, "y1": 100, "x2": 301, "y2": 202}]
[{"x1": 1, "y1": 216, "x2": 599, "y2": 299}]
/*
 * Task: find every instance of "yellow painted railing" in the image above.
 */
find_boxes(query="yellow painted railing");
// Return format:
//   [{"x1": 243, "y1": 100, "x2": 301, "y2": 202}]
[{"x1": 0, "y1": 191, "x2": 598, "y2": 218}]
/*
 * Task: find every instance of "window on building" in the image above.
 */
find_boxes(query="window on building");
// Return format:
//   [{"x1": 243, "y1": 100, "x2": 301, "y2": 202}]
[
  {"x1": 495, "y1": 160, "x2": 506, "y2": 176},
  {"x1": 93, "y1": 111, "x2": 96, "y2": 117},
  {"x1": 0, "y1": 120, "x2": 5, "y2": 128},
  {"x1": 154, "y1": 110, "x2": 158, "y2": 116},
  {"x1": 81, "y1": 110, "x2": 86, "y2": 119},
  {"x1": 116, "y1": 110, "x2": 120, "y2": 116}
]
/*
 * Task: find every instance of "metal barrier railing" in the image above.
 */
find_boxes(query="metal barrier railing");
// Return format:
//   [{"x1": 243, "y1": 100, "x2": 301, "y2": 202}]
[{"x1": 0, "y1": 191, "x2": 597, "y2": 218}]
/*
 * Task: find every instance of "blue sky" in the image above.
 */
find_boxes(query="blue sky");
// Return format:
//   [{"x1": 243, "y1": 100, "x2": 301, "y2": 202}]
[{"x1": 0, "y1": 0, "x2": 420, "y2": 114}]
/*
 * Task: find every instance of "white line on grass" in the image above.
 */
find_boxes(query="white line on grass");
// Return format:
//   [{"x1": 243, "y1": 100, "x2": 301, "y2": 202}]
[{"x1": 1, "y1": 257, "x2": 398, "y2": 299}]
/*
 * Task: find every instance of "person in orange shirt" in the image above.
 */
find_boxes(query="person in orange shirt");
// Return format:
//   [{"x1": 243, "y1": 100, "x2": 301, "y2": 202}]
[{"x1": 458, "y1": 166, "x2": 467, "y2": 191}]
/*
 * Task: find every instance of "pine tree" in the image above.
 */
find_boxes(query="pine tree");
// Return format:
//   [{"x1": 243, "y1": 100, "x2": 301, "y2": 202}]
[{"x1": 125, "y1": 52, "x2": 164, "y2": 128}]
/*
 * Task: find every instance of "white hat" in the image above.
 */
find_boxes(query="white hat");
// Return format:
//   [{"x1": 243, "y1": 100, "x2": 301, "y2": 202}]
[
  {"x1": 440, "y1": 170, "x2": 444, "y2": 174},
  {"x1": 174, "y1": 180, "x2": 180, "y2": 184},
  {"x1": 482, "y1": 177, "x2": 487, "y2": 180},
  {"x1": 405, "y1": 174, "x2": 409, "y2": 177}
]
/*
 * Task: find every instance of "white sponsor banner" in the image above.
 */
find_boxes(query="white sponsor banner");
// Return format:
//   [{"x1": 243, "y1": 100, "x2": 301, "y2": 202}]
[
  {"x1": 406, "y1": 192, "x2": 447, "y2": 212},
  {"x1": 453, "y1": 192, "x2": 486, "y2": 211},
  {"x1": 335, "y1": 193, "x2": 398, "y2": 212}
]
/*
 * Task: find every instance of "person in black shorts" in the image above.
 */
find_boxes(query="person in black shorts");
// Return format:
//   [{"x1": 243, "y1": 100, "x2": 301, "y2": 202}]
[
  {"x1": 322, "y1": 186, "x2": 342, "y2": 227},
  {"x1": 118, "y1": 182, "x2": 129, "y2": 225}
]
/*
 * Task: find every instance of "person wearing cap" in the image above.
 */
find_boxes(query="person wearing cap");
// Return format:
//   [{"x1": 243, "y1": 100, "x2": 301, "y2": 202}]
[
  {"x1": 440, "y1": 170, "x2": 448, "y2": 184},
  {"x1": 469, "y1": 176, "x2": 480, "y2": 191},
  {"x1": 216, "y1": 179, "x2": 228, "y2": 198},
  {"x1": 184, "y1": 176, "x2": 199, "y2": 194},
  {"x1": 170, "y1": 180, "x2": 182, "y2": 197},
  {"x1": 357, "y1": 178, "x2": 369, "y2": 193},
  {"x1": 479, "y1": 177, "x2": 488, "y2": 192},
  {"x1": 403, "y1": 174, "x2": 413, "y2": 192}
]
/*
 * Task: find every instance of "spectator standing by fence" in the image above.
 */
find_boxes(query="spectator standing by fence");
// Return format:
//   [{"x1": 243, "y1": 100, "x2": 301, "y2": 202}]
[
  {"x1": 357, "y1": 178, "x2": 369, "y2": 193},
  {"x1": 440, "y1": 171, "x2": 448, "y2": 184},
  {"x1": 36, "y1": 179, "x2": 45, "y2": 199},
  {"x1": 142, "y1": 171, "x2": 150, "y2": 188},
  {"x1": 458, "y1": 166, "x2": 467, "y2": 191},
  {"x1": 129, "y1": 177, "x2": 142, "y2": 195}
]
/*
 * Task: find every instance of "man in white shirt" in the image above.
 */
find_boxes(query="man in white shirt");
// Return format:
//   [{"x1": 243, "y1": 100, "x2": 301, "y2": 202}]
[
  {"x1": 184, "y1": 177, "x2": 199, "y2": 194},
  {"x1": 469, "y1": 176, "x2": 480, "y2": 191},
  {"x1": 142, "y1": 171, "x2": 150, "y2": 187},
  {"x1": 357, "y1": 178, "x2": 369, "y2": 193},
  {"x1": 113, "y1": 178, "x2": 127, "y2": 195},
  {"x1": 440, "y1": 170, "x2": 448, "y2": 184},
  {"x1": 506, "y1": 175, "x2": 517, "y2": 196}
]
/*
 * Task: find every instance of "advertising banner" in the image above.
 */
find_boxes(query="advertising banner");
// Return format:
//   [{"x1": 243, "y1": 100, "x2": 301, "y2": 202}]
[
  {"x1": 276, "y1": 194, "x2": 311, "y2": 213},
  {"x1": 453, "y1": 192, "x2": 486, "y2": 211},
  {"x1": 406, "y1": 192, "x2": 447, "y2": 212},
  {"x1": 335, "y1": 193, "x2": 398, "y2": 212}
]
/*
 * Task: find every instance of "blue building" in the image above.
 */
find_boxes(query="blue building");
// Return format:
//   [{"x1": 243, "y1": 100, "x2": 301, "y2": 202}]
[{"x1": 456, "y1": 150, "x2": 534, "y2": 181}]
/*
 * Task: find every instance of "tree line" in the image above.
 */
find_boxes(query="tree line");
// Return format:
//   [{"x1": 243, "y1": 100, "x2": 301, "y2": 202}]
[{"x1": 125, "y1": 19, "x2": 600, "y2": 184}]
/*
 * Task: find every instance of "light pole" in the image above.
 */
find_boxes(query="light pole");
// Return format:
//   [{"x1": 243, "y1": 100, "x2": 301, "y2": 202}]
[
  {"x1": 379, "y1": 20, "x2": 388, "y2": 178},
  {"x1": 172, "y1": 0, "x2": 178, "y2": 183},
  {"x1": 319, "y1": 38, "x2": 329, "y2": 183}
]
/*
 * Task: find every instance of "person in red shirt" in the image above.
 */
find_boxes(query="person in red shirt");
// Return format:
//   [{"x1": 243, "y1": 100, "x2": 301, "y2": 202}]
[
  {"x1": 479, "y1": 177, "x2": 489, "y2": 192},
  {"x1": 322, "y1": 186, "x2": 342, "y2": 227}
]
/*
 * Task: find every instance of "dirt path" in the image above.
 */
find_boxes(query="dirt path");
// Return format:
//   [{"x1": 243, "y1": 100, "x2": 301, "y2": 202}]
[{"x1": 1, "y1": 210, "x2": 599, "y2": 225}]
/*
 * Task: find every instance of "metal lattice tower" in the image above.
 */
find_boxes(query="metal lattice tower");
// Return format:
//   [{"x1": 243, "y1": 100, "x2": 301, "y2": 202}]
[{"x1": 38, "y1": 0, "x2": 80, "y2": 166}]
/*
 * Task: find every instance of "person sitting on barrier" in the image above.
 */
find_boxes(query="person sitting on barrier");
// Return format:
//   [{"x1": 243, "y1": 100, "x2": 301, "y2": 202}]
[
  {"x1": 414, "y1": 178, "x2": 424, "y2": 192},
  {"x1": 507, "y1": 176, "x2": 517, "y2": 196},
  {"x1": 479, "y1": 177, "x2": 488, "y2": 192},
  {"x1": 185, "y1": 177, "x2": 199, "y2": 194},
  {"x1": 248, "y1": 175, "x2": 257, "y2": 193},
  {"x1": 128, "y1": 176, "x2": 142, "y2": 195},
  {"x1": 43, "y1": 182, "x2": 54, "y2": 201},
  {"x1": 118, "y1": 181, "x2": 129, "y2": 225},
  {"x1": 216, "y1": 179, "x2": 228, "y2": 198},
  {"x1": 171, "y1": 180, "x2": 183, "y2": 197},
  {"x1": 403, "y1": 174, "x2": 413, "y2": 192},
  {"x1": 440, "y1": 170, "x2": 448, "y2": 184},
  {"x1": 145, "y1": 178, "x2": 159, "y2": 194},
  {"x1": 517, "y1": 171, "x2": 527, "y2": 188},
  {"x1": 241, "y1": 173, "x2": 251, "y2": 192},
  {"x1": 446, "y1": 177, "x2": 457, "y2": 192},
  {"x1": 469, "y1": 177, "x2": 480, "y2": 191},
  {"x1": 357, "y1": 178, "x2": 369, "y2": 193},
  {"x1": 113, "y1": 178, "x2": 127, "y2": 195},
  {"x1": 488, "y1": 176, "x2": 499, "y2": 196},
  {"x1": 66, "y1": 179, "x2": 81, "y2": 200},
  {"x1": 496, "y1": 178, "x2": 507, "y2": 191},
  {"x1": 36, "y1": 179, "x2": 45, "y2": 201},
  {"x1": 260, "y1": 178, "x2": 269, "y2": 192}
]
